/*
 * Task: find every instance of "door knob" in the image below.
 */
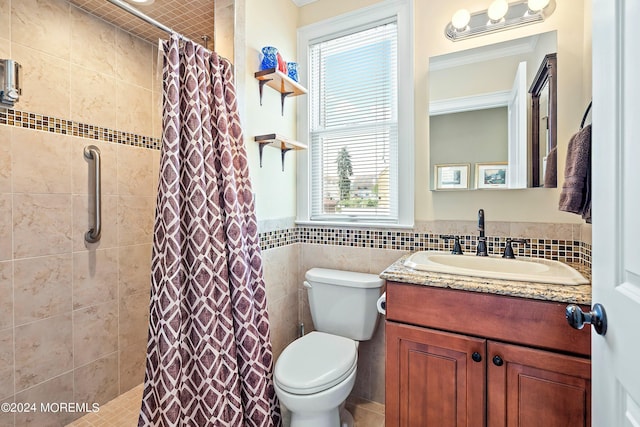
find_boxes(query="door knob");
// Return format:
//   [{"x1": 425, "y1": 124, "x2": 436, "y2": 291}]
[{"x1": 565, "y1": 303, "x2": 608, "y2": 335}]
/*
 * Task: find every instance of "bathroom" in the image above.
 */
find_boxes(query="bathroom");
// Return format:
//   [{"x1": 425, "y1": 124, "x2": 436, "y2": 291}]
[{"x1": 0, "y1": 0, "x2": 637, "y2": 425}]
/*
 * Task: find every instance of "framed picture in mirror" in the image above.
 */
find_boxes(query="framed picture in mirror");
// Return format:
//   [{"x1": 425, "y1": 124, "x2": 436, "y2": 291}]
[
  {"x1": 476, "y1": 162, "x2": 508, "y2": 189},
  {"x1": 434, "y1": 163, "x2": 470, "y2": 190}
]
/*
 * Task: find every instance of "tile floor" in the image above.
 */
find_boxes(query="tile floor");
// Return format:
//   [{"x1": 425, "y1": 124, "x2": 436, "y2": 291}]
[
  {"x1": 66, "y1": 384, "x2": 143, "y2": 427},
  {"x1": 66, "y1": 384, "x2": 385, "y2": 426}
]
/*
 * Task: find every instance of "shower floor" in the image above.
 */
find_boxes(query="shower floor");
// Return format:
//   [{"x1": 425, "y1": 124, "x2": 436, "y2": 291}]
[
  {"x1": 66, "y1": 384, "x2": 384, "y2": 427},
  {"x1": 66, "y1": 384, "x2": 143, "y2": 427}
]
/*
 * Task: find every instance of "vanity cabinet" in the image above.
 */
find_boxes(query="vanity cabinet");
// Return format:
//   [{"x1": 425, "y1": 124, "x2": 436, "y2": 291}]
[{"x1": 385, "y1": 281, "x2": 591, "y2": 427}]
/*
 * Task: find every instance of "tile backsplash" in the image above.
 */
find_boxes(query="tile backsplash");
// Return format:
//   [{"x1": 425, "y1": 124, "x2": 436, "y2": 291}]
[{"x1": 260, "y1": 224, "x2": 592, "y2": 268}]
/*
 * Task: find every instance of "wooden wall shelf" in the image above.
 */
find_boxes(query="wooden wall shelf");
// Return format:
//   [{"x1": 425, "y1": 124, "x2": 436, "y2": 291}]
[
  {"x1": 254, "y1": 68, "x2": 307, "y2": 115},
  {"x1": 254, "y1": 133, "x2": 307, "y2": 171}
]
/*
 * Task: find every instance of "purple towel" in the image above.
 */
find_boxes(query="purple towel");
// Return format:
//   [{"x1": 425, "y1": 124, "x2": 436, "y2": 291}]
[{"x1": 559, "y1": 125, "x2": 591, "y2": 223}]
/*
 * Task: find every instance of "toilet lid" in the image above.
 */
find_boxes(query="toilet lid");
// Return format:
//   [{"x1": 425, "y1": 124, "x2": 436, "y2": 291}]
[{"x1": 274, "y1": 331, "x2": 357, "y2": 395}]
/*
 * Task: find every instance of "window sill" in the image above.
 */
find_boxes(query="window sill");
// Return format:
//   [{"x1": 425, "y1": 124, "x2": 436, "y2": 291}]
[{"x1": 295, "y1": 220, "x2": 415, "y2": 230}]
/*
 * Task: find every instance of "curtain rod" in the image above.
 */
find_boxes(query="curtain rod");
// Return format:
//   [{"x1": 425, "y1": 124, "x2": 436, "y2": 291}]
[{"x1": 106, "y1": 0, "x2": 205, "y2": 47}]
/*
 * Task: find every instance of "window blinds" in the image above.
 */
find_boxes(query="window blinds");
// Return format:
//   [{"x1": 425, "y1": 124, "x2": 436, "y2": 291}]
[{"x1": 309, "y1": 20, "x2": 399, "y2": 222}]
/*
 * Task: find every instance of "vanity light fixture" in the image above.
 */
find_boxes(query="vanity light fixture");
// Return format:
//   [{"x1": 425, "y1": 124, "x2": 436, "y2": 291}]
[
  {"x1": 487, "y1": 0, "x2": 509, "y2": 23},
  {"x1": 451, "y1": 9, "x2": 472, "y2": 31},
  {"x1": 445, "y1": 0, "x2": 554, "y2": 41}
]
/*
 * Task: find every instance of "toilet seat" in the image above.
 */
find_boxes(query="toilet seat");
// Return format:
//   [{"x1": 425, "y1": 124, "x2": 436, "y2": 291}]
[{"x1": 275, "y1": 331, "x2": 357, "y2": 395}]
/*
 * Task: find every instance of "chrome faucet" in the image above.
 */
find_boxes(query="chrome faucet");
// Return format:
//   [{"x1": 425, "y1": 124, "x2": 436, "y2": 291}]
[{"x1": 476, "y1": 209, "x2": 488, "y2": 256}]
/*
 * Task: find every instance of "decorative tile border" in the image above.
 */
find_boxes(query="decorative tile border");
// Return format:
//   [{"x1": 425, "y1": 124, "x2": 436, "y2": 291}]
[
  {"x1": 0, "y1": 108, "x2": 161, "y2": 150},
  {"x1": 259, "y1": 226, "x2": 591, "y2": 268}
]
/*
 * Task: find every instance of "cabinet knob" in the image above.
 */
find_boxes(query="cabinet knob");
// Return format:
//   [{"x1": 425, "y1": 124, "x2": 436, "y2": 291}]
[
  {"x1": 471, "y1": 352, "x2": 482, "y2": 362},
  {"x1": 492, "y1": 355, "x2": 504, "y2": 366}
]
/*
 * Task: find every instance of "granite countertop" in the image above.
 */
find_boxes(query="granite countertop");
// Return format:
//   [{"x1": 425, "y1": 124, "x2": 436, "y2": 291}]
[{"x1": 380, "y1": 254, "x2": 592, "y2": 305}]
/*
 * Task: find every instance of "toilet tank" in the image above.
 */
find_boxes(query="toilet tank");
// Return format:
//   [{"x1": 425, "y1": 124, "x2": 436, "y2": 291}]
[{"x1": 304, "y1": 268, "x2": 384, "y2": 341}]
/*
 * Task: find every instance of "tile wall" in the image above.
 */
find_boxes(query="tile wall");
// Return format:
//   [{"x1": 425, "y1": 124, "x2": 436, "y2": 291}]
[{"x1": 0, "y1": 0, "x2": 161, "y2": 425}]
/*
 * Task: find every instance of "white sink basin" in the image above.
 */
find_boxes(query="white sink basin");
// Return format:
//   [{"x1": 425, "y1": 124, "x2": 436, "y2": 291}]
[{"x1": 403, "y1": 251, "x2": 589, "y2": 285}]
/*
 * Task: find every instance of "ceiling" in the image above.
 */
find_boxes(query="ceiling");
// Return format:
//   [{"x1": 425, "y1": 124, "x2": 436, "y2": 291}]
[{"x1": 69, "y1": 0, "x2": 215, "y2": 47}]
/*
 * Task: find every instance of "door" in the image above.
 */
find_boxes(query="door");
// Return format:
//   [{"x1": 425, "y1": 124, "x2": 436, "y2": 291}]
[
  {"x1": 487, "y1": 341, "x2": 591, "y2": 427},
  {"x1": 385, "y1": 321, "x2": 485, "y2": 427},
  {"x1": 592, "y1": 0, "x2": 640, "y2": 424},
  {"x1": 507, "y1": 61, "x2": 527, "y2": 188}
]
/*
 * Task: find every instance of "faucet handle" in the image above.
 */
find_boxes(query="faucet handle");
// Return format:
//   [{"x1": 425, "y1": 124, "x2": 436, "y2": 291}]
[
  {"x1": 440, "y1": 235, "x2": 464, "y2": 255},
  {"x1": 502, "y1": 238, "x2": 528, "y2": 259}
]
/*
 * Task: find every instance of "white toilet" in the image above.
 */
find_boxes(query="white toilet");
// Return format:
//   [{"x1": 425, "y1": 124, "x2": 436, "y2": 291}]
[{"x1": 274, "y1": 268, "x2": 384, "y2": 427}]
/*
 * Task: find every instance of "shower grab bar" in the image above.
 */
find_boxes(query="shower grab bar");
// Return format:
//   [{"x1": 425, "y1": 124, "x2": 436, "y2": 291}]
[{"x1": 84, "y1": 145, "x2": 101, "y2": 243}]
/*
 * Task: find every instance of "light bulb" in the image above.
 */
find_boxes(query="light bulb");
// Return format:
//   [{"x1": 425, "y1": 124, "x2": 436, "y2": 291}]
[
  {"x1": 127, "y1": 0, "x2": 155, "y2": 5},
  {"x1": 488, "y1": 0, "x2": 509, "y2": 22},
  {"x1": 451, "y1": 9, "x2": 471, "y2": 31},
  {"x1": 527, "y1": 0, "x2": 550, "y2": 12}
]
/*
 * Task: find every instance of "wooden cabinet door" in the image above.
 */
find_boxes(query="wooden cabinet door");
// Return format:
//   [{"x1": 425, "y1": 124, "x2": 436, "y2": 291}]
[
  {"x1": 386, "y1": 321, "x2": 486, "y2": 427},
  {"x1": 487, "y1": 341, "x2": 591, "y2": 427}
]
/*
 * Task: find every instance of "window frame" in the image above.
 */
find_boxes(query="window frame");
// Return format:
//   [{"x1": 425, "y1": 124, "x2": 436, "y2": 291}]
[{"x1": 296, "y1": 0, "x2": 414, "y2": 227}]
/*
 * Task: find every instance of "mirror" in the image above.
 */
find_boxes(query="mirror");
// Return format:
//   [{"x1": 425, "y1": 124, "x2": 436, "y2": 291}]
[{"x1": 429, "y1": 31, "x2": 557, "y2": 190}]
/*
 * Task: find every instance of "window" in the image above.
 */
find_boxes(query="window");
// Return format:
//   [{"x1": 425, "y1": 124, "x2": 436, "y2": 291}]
[{"x1": 297, "y1": 1, "x2": 414, "y2": 226}]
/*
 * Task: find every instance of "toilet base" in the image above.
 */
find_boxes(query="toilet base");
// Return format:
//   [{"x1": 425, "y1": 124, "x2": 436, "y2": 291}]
[
  {"x1": 339, "y1": 405, "x2": 354, "y2": 427},
  {"x1": 290, "y1": 407, "x2": 340, "y2": 427}
]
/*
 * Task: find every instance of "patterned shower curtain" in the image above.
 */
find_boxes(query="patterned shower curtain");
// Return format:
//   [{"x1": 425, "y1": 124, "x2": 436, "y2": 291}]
[{"x1": 138, "y1": 34, "x2": 281, "y2": 427}]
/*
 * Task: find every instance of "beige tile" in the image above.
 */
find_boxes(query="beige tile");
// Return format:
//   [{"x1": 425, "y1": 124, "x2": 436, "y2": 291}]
[
  {"x1": 263, "y1": 244, "x2": 299, "y2": 303},
  {"x1": 10, "y1": 43, "x2": 70, "y2": 118},
  {"x1": 14, "y1": 313, "x2": 73, "y2": 391},
  {"x1": 118, "y1": 291, "x2": 150, "y2": 350},
  {"x1": 13, "y1": 194, "x2": 72, "y2": 258},
  {"x1": 152, "y1": 89, "x2": 163, "y2": 140},
  {"x1": 580, "y1": 223, "x2": 592, "y2": 245},
  {"x1": 15, "y1": 372, "x2": 75, "y2": 427},
  {"x1": 0, "y1": 328, "x2": 14, "y2": 400},
  {"x1": 72, "y1": 194, "x2": 118, "y2": 252},
  {"x1": 150, "y1": 148, "x2": 161, "y2": 190},
  {"x1": 0, "y1": 37, "x2": 8, "y2": 59},
  {"x1": 117, "y1": 196, "x2": 155, "y2": 246},
  {"x1": 74, "y1": 353, "x2": 119, "y2": 406},
  {"x1": 116, "y1": 29, "x2": 152, "y2": 90},
  {"x1": 119, "y1": 343, "x2": 147, "y2": 393},
  {"x1": 267, "y1": 289, "x2": 297, "y2": 361},
  {"x1": 12, "y1": 127, "x2": 72, "y2": 194},
  {"x1": 117, "y1": 145, "x2": 155, "y2": 197},
  {"x1": 152, "y1": 45, "x2": 163, "y2": 140},
  {"x1": 72, "y1": 139, "x2": 118, "y2": 196},
  {"x1": 70, "y1": 5, "x2": 116, "y2": 75},
  {"x1": 301, "y1": 244, "x2": 372, "y2": 274},
  {"x1": 0, "y1": 194, "x2": 11, "y2": 261},
  {"x1": 11, "y1": 0, "x2": 70, "y2": 59},
  {"x1": 345, "y1": 395, "x2": 385, "y2": 427},
  {"x1": 509, "y1": 222, "x2": 574, "y2": 240},
  {"x1": 70, "y1": 66, "x2": 117, "y2": 129},
  {"x1": 0, "y1": 125, "x2": 11, "y2": 193},
  {"x1": 0, "y1": 261, "x2": 12, "y2": 330},
  {"x1": 369, "y1": 248, "x2": 407, "y2": 275},
  {"x1": 118, "y1": 244, "x2": 152, "y2": 298},
  {"x1": 0, "y1": 0, "x2": 9, "y2": 41},
  {"x1": 14, "y1": 254, "x2": 72, "y2": 325},
  {"x1": 73, "y1": 248, "x2": 118, "y2": 310},
  {"x1": 0, "y1": 397, "x2": 14, "y2": 427},
  {"x1": 73, "y1": 302, "x2": 118, "y2": 368},
  {"x1": 116, "y1": 81, "x2": 153, "y2": 136}
]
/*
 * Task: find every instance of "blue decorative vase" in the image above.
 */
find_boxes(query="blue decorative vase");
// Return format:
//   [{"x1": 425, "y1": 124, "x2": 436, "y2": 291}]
[
  {"x1": 287, "y1": 62, "x2": 299, "y2": 82},
  {"x1": 260, "y1": 46, "x2": 278, "y2": 71}
]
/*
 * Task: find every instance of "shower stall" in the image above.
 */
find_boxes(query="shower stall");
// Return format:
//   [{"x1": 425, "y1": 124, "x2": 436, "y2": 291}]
[{"x1": 0, "y1": 0, "x2": 234, "y2": 425}]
